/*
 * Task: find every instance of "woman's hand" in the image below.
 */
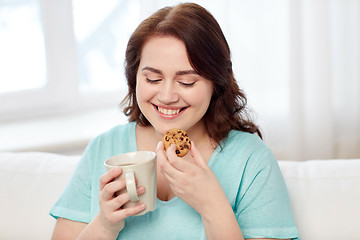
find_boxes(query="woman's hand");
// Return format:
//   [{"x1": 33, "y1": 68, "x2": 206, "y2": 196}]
[
  {"x1": 156, "y1": 141, "x2": 244, "y2": 240},
  {"x1": 52, "y1": 170, "x2": 146, "y2": 240},
  {"x1": 156, "y1": 141, "x2": 227, "y2": 216},
  {"x1": 97, "y1": 168, "x2": 146, "y2": 237}
]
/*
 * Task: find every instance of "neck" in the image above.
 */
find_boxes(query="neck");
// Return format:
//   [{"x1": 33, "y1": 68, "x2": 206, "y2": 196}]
[{"x1": 137, "y1": 121, "x2": 217, "y2": 154}]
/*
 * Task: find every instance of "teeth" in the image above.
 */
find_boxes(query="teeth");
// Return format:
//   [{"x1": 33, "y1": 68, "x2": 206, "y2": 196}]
[{"x1": 158, "y1": 107, "x2": 181, "y2": 115}]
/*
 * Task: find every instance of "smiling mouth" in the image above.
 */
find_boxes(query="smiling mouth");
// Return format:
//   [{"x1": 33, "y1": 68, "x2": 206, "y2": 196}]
[{"x1": 155, "y1": 105, "x2": 186, "y2": 115}]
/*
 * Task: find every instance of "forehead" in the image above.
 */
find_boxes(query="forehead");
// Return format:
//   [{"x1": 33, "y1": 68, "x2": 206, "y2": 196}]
[
  {"x1": 142, "y1": 35, "x2": 185, "y2": 52},
  {"x1": 139, "y1": 36, "x2": 193, "y2": 71}
]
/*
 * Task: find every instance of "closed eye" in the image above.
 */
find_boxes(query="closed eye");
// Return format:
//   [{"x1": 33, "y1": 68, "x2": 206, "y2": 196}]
[
  {"x1": 180, "y1": 81, "x2": 196, "y2": 87},
  {"x1": 146, "y1": 78, "x2": 162, "y2": 84}
]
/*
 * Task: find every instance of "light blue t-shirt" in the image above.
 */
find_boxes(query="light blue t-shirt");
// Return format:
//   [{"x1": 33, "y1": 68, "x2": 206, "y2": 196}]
[{"x1": 50, "y1": 122, "x2": 300, "y2": 239}]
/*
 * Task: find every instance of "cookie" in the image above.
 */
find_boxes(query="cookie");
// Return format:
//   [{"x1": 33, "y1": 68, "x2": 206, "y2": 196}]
[{"x1": 162, "y1": 128, "x2": 191, "y2": 157}]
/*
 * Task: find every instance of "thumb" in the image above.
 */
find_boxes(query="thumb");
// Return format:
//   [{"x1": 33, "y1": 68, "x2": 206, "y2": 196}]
[{"x1": 190, "y1": 141, "x2": 207, "y2": 167}]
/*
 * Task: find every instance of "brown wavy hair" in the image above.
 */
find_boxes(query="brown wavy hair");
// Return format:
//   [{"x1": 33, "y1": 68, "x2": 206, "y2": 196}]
[{"x1": 121, "y1": 3, "x2": 262, "y2": 143}]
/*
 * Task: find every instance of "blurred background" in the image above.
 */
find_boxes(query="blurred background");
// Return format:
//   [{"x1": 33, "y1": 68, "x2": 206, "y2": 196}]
[{"x1": 0, "y1": 0, "x2": 359, "y2": 160}]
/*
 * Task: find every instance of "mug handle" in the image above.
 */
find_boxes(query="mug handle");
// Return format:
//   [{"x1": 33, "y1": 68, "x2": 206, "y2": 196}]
[{"x1": 125, "y1": 169, "x2": 139, "y2": 201}]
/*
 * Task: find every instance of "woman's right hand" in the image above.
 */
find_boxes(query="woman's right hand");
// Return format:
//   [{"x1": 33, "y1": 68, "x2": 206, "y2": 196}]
[
  {"x1": 52, "y1": 168, "x2": 146, "y2": 240},
  {"x1": 98, "y1": 167, "x2": 146, "y2": 237}
]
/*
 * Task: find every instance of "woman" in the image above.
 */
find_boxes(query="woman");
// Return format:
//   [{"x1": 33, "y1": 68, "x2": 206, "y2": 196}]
[{"x1": 50, "y1": 3, "x2": 299, "y2": 239}]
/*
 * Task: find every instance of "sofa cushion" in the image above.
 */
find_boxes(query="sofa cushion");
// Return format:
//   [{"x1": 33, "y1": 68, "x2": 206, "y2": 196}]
[
  {"x1": 1, "y1": 152, "x2": 359, "y2": 240},
  {"x1": 279, "y1": 159, "x2": 360, "y2": 240},
  {"x1": 0, "y1": 152, "x2": 80, "y2": 240}
]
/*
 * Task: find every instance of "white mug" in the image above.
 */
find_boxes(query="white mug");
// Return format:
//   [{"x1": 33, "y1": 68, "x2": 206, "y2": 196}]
[{"x1": 104, "y1": 151, "x2": 157, "y2": 216}]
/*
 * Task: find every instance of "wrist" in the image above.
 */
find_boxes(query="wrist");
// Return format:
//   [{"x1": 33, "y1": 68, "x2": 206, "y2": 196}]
[
  {"x1": 91, "y1": 214, "x2": 122, "y2": 240},
  {"x1": 200, "y1": 201, "x2": 244, "y2": 240},
  {"x1": 198, "y1": 190, "x2": 230, "y2": 221},
  {"x1": 200, "y1": 198, "x2": 232, "y2": 224}
]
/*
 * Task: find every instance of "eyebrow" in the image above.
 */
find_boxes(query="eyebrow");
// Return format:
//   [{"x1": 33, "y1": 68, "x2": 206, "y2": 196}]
[{"x1": 141, "y1": 67, "x2": 198, "y2": 76}]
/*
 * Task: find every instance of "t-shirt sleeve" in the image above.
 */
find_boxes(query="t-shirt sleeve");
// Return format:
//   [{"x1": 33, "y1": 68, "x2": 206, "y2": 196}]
[
  {"x1": 49, "y1": 138, "x2": 97, "y2": 223},
  {"x1": 235, "y1": 150, "x2": 300, "y2": 239}
]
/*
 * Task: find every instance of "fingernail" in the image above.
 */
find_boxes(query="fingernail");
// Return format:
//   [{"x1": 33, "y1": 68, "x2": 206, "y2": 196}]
[
  {"x1": 138, "y1": 186, "x2": 145, "y2": 193},
  {"x1": 156, "y1": 141, "x2": 162, "y2": 149}
]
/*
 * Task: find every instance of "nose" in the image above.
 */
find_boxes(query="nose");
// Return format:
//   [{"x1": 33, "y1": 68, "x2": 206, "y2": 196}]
[{"x1": 157, "y1": 81, "x2": 179, "y2": 104}]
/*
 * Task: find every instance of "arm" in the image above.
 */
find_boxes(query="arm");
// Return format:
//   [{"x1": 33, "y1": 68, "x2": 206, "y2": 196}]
[
  {"x1": 52, "y1": 215, "x2": 120, "y2": 240},
  {"x1": 157, "y1": 141, "x2": 243, "y2": 240},
  {"x1": 52, "y1": 218, "x2": 87, "y2": 240},
  {"x1": 51, "y1": 168, "x2": 146, "y2": 240},
  {"x1": 200, "y1": 189, "x2": 244, "y2": 240},
  {"x1": 156, "y1": 141, "x2": 291, "y2": 240}
]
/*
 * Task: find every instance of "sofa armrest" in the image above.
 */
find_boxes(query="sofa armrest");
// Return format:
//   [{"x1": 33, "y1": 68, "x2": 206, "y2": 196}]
[
  {"x1": 0, "y1": 152, "x2": 80, "y2": 240},
  {"x1": 279, "y1": 159, "x2": 360, "y2": 240}
]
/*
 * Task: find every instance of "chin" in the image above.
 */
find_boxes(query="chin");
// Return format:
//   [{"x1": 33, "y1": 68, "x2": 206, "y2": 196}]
[{"x1": 154, "y1": 123, "x2": 188, "y2": 135}]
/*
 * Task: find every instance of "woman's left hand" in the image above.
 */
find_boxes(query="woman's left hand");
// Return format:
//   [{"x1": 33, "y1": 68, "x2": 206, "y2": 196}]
[{"x1": 156, "y1": 140, "x2": 228, "y2": 216}]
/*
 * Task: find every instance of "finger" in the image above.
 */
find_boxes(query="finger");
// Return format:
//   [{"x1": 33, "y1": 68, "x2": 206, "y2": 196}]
[
  {"x1": 99, "y1": 168, "x2": 123, "y2": 191},
  {"x1": 156, "y1": 141, "x2": 169, "y2": 169},
  {"x1": 156, "y1": 141, "x2": 166, "y2": 162},
  {"x1": 166, "y1": 144, "x2": 194, "y2": 172},
  {"x1": 100, "y1": 178, "x2": 126, "y2": 201},
  {"x1": 190, "y1": 141, "x2": 208, "y2": 167},
  {"x1": 102, "y1": 185, "x2": 145, "y2": 216},
  {"x1": 115, "y1": 202, "x2": 146, "y2": 219},
  {"x1": 110, "y1": 186, "x2": 146, "y2": 210},
  {"x1": 156, "y1": 141, "x2": 175, "y2": 171},
  {"x1": 156, "y1": 140, "x2": 165, "y2": 152},
  {"x1": 156, "y1": 143, "x2": 182, "y2": 179},
  {"x1": 166, "y1": 144, "x2": 178, "y2": 163},
  {"x1": 100, "y1": 201, "x2": 146, "y2": 227}
]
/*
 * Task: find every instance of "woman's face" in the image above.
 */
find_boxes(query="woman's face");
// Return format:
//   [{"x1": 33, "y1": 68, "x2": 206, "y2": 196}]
[{"x1": 136, "y1": 36, "x2": 213, "y2": 135}]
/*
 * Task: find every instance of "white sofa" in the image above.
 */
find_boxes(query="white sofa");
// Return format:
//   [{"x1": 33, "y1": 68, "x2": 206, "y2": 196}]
[{"x1": 0, "y1": 152, "x2": 359, "y2": 240}]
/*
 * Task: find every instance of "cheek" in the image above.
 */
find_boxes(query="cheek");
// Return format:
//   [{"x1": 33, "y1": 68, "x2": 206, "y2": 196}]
[
  {"x1": 193, "y1": 84, "x2": 213, "y2": 106},
  {"x1": 188, "y1": 88, "x2": 212, "y2": 112},
  {"x1": 136, "y1": 80, "x2": 151, "y2": 103}
]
